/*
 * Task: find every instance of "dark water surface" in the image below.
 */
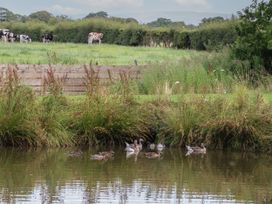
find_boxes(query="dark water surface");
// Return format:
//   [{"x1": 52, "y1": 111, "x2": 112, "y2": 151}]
[{"x1": 0, "y1": 148, "x2": 271, "y2": 204}]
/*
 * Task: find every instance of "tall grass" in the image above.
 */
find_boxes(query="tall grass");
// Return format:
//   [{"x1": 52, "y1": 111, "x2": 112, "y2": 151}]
[
  {"x1": 0, "y1": 67, "x2": 40, "y2": 146},
  {"x1": 137, "y1": 52, "x2": 234, "y2": 95},
  {"x1": 38, "y1": 67, "x2": 73, "y2": 147},
  {"x1": 156, "y1": 86, "x2": 272, "y2": 151},
  {"x1": 0, "y1": 62, "x2": 272, "y2": 152},
  {"x1": 137, "y1": 50, "x2": 272, "y2": 95},
  {"x1": 70, "y1": 67, "x2": 152, "y2": 146},
  {"x1": 0, "y1": 66, "x2": 72, "y2": 147}
]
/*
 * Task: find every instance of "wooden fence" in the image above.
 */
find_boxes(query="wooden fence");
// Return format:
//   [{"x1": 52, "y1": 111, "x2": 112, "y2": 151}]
[{"x1": 0, "y1": 64, "x2": 141, "y2": 95}]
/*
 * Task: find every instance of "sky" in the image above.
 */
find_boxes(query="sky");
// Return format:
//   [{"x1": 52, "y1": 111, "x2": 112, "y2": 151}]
[{"x1": 0, "y1": 0, "x2": 252, "y2": 24}]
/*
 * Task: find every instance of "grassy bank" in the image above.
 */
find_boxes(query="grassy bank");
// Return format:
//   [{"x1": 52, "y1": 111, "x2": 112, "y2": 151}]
[
  {"x1": 0, "y1": 67, "x2": 272, "y2": 153},
  {"x1": 1, "y1": 48, "x2": 272, "y2": 153},
  {"x1": 0, "y1": 42, "x2": 202, "y2": 65}
]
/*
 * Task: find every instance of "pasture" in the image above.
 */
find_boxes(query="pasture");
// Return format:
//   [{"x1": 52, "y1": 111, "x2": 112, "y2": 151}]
[{"x1": 0, "y1": 42, "x2": 203, "y2": 65}]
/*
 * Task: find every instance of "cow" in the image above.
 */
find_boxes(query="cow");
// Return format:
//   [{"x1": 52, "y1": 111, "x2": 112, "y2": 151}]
[
  {"x1": 19, "y1": 35, "x2": 32, "y2": 43},
  {"x1": 7, "y1": 32, "x2": 16, "y2": 43},
  {"x1": 88, "y1": 32, "x2": 103, "y2": 44},
  {"x1": 0, "y1": 29, "x2": 10, "y2": 42},
  {"x1": 42, "y1": 33, "x2": 53, "y2": 43}
]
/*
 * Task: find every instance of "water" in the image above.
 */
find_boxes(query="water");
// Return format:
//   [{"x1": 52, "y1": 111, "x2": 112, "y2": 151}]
[{"x1": 0, "y1": 148, "x2": 271, "y2": 204}]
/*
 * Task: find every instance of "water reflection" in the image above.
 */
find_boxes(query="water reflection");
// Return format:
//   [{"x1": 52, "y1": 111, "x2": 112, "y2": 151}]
[{"x1": 0, "y1": 148, "x2": 271, "y2": 203}]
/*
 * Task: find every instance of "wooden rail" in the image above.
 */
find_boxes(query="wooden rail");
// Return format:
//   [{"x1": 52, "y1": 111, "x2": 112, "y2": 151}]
[{"x1": 0, "y1": 64, "x2": 141, "y2": 95}]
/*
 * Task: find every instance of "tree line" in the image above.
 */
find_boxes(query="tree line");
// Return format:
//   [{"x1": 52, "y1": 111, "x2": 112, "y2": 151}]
[{"x1": 0, "y1": 10, "x2": 238, "y2": 51}]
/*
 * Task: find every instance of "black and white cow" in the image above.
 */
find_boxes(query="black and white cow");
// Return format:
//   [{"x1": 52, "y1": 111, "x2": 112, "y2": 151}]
[
  {"x1": 88, "y1": 32, "x2": 103, "y2": 44},
  {"x1": 19, "y1": 35, "x2": 32, "y2": 43},
  {"x1": 0, "y1": 29, "x2": 10, "y2": 42},
  {"x1": 42, "y1": 33, "x2": 53, "y2": 43},
  {"x1": 7, "y1": 32, "x2": 17, "y2": 43}
]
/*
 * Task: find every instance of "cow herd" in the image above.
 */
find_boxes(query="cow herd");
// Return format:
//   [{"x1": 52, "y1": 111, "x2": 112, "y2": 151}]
[
  {"x1": 0, "y1": 29, "x2": 32, "y2": 43},
  {"x1": 0, "y1": 29, "x2": 104, "y2": 44}
]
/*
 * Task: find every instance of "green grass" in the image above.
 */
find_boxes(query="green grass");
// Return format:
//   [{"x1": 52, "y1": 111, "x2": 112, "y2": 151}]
[{"x1": 0, "y1": 42, "x2": 203, "y2": 65}]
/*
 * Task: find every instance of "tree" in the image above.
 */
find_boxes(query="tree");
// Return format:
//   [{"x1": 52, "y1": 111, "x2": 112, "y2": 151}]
[
  {"x1": 0, "y1": 7, "x2": 23, "y2": 21},
  {"x1": 29, "y1": 11, "x2": 53, "y2": 22},
  {"x1": 233, "y1": 0, "x2": 272, "y2": 73},
  {"x1": 110, "y1": 17, "x2": 138, "y2": 24},
  {"x1": 200, "y1": 16, "x2": 225, "y2": 25},
  {"x1": 85, "y1": 11, "x2": 108, "y2": 19},
  {"x1": 147, "y1": 18, "x2": 172, "y2": 27},
  {"x1": 147, "y1": 18, "x2": 186, "y2": 28}
]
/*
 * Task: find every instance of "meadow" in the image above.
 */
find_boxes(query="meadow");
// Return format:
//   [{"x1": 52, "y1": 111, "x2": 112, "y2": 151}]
[{"x1": 0, "y1": 42, "x2": 202, "y2": 65}]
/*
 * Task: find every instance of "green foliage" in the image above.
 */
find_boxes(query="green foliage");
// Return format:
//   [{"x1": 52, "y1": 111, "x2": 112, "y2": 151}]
[
  {"x1": 0, "y1": 18, "x2": 238, "y2": 50},
  {"x1": 233, "y1": 0, "x2": 272, "y2": 73},
  {"x1": 137, "y1": 52, "x2": 235, "y2": 95},
  {"x1": 156, "y1": 87, "x2": 272, "y2": 151},
  {"x1": 28, "y1": 10, "x2": 53, "y2": 23},
  {"x1": 200, "y1": 16, "x2": 225, "y2": 26},
  {"x1": 70, "y1": 96, "x2": 151, "y2": 146},
  {"x1": 0, "y1": 69, "x2": 40, "y2": 146},
  {"x1": 85, "y1": 11, "x2": 108, "y2": 19},
  {"x1": 0, "y1": 66, "x2": 272, "y2": 151},
  {"x1": 147, "y1": 18, "x2": 186, "y2": 29},
  {"x1": 0, "y1": 7, "x2": 23, "y2": 21}
]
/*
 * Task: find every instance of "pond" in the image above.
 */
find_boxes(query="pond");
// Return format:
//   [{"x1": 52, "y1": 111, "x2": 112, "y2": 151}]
[{"x1": 0, "y1": 148, "x2": 271, "y2": 203}]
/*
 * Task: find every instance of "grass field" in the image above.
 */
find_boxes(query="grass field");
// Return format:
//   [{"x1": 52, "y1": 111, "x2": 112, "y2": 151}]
[{"x1": 0, "y1": 42, "x2": 204, "y2": 65}]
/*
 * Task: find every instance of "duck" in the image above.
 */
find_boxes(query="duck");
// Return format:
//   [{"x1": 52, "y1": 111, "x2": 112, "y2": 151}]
[
  {"x1": 90, "y1": 151, "x2": 114, "y2": 161},
  {"x1": 99, "y1": 151, "x2": 114, "y2": 157},
  {"x1": 157, "y1": 143, "x2": 165, "y2": 152},
  {"x1": 90, "y1": 154, "x2": 107, "y2": 161},
  {"x1": 138, "y1": 139, "x2": 144, "y2": 151},
  {"x1": 149, "y1": 143, "x2": 156, "y2": 150},
  {"x1": 125, "y1": 140, "x2": 138, "y2": 153},
  {"x1": 145, "y1": 151, "x2": 161, "y2": 159},
  {"x1": 67, "y1": 150, "x2": 83, "y2": 157},
  {"x1": 186, "y1": 143, "x2": 206, "y2": 155},
  {"x1": 125, "y1": 139, "x2": 142, "y2": 154}
]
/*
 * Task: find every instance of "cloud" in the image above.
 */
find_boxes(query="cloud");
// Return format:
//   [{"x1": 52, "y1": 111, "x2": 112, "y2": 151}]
[
  {"x1": 175, "y1": 0, "x2": 209, "y2": 8},
  {"x1": 68, "y1": 0, "x2": 143, "y2": 9},
  {"x1": 49, "y1": 4, "x2": 82, "y2": 15}
]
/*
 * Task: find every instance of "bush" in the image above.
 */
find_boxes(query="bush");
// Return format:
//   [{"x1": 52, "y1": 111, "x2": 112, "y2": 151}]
[
  {"x1": 233, "y1": 0, "x2": 272, "y2": 73},
  {"x1": 0, "y1": 18, "x2": 238, "y2": 50}
]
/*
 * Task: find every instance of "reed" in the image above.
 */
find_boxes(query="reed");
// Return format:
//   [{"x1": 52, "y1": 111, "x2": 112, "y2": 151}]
[
  {"x1": 0, "y1": 63, "x2": 272, "y2": 152},
  {"x1": 70, "y1": 67, "x2": 151, "y2": 146},
  {"x1": 155, "y1": 86, "x2": 272, "y2": 151},
  {"x1": 39, "y1": 67, "x2": 73, "y2": 147},
  {"x1": 0, "y1": 66, "x2": 40, "y2": 146}
]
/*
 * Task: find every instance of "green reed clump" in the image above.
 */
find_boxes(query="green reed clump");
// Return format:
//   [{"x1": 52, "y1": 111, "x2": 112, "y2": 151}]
[
  {"x1": 38, "y1": 67, "x2": 73, "y2": 147},
  {"x1": 0, "y1": 67, "x2": 41, "y2": 147},
  {"x1": 157, "y1": 96, "x2": 211, "y2": 146},
  {"x1": 71, "y1": 95, "x2": 151, "y2": 146},
  {"x1": 70, "y1": 67, "x2": 151, "y2": 146},
  {"x1": 202, "y1": 86, "x2": 272, "y2": 151},
  {"x1": 157, "y1": 86, "x2": 272, "y2": 151}
]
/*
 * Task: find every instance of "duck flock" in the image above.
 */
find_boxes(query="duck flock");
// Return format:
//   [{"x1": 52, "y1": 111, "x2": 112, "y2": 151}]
[{"x1": 67, "y1": 140, "x2": 207, "y2": 161}]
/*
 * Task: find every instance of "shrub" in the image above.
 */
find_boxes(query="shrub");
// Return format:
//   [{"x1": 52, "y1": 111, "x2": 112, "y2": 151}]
[
  {"x1": 0, "y1": 18, "x2": 238, "y2": 50},
  {"x1": 233, "y1": 0, "x2": 272, "y2": 73}
]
